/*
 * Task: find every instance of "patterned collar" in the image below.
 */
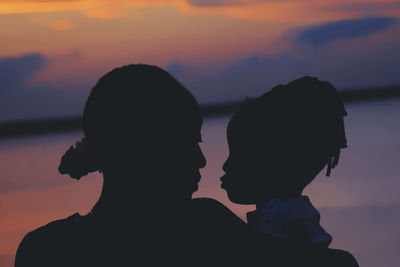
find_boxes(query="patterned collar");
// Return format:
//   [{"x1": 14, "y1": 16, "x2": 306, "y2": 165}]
[{"x1": 247, "y1": 196, "x2": 332, "y2": 248}]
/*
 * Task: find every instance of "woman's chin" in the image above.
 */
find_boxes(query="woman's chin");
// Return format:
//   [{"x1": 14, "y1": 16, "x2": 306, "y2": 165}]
[
  {"x1": 222, "y1": 186, "x2": 255, "y2": 205},
  {"x1": 191, "y1": 183, "x2": 199, "y2": 194}
]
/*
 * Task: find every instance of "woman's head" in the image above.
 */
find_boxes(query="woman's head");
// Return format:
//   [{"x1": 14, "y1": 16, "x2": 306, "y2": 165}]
[
  {"x1": 221, "y1": 76, "x2": 347, "y2": 204},
  {"x1": 60, "y1": 64, "x2": 206, "y2": 200}
]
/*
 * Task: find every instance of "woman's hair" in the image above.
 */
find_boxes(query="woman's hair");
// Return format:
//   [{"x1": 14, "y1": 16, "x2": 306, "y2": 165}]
[
  {"x1": 59, "y1": 64, "x2": 200, "y2": 179},
  {"x1": 228, "y1": 76, "x2": 347, "y2": 189}
]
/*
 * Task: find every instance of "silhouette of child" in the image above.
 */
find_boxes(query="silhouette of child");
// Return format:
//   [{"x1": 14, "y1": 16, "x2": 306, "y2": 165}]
[{"x1": 221, "y1": 77, "x2": 359, "y2": 266}]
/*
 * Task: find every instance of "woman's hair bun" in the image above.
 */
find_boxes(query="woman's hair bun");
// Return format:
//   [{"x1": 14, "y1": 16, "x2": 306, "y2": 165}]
[{"x1": 58, "y1": 144, "x2": 99, "y2": 180}]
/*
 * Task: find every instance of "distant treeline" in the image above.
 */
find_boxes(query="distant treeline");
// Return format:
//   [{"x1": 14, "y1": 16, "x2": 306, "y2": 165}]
[{"x1": 1, "y1": 85, "x2": 399, "y2": 139}]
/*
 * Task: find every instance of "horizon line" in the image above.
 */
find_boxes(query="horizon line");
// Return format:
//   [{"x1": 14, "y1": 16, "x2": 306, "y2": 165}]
[{"x1": 1, "y1": 84, "x2": 399, "y2": 139}]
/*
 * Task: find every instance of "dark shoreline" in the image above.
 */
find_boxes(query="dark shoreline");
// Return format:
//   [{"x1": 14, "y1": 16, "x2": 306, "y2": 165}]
[{"x1": 1, "y1": 84, "x2": 399, "y2": 139}]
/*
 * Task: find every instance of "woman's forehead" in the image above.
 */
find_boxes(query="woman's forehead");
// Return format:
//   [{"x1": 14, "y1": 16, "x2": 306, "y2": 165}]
[{"x1": 162, "y1": 115, "x2": 202, "y2": 136}]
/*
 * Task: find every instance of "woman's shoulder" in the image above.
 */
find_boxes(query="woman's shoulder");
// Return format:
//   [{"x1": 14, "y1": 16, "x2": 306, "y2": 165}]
[
  {"x1": 190, "y1": 198, "x2": 251, "y2": 265},
  {"x1": 191, "y1": 197, "x2": 229, "y2": 211},
  {"x1": 191, "y1": 197, "x2": 245, "y2": 225},
  {"x1": 15, "y1": 213, "x2": 85, "y2": 266},
  {"x1": 20, "y1": 213, "x2": 84, "y2": 242}
]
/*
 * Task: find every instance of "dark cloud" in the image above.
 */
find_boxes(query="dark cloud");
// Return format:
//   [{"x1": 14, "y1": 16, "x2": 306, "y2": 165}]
[
  {"x1": 295, "y1": 17, "x2": 398, "y2": 46},
  {"x1": 168, "y1": 22, "x2": 400, "y2": 104},
  {"x1": 2, "y1": 26, "x2": 400, "y2": 122},
  {"x1": 167, "y1": 54, "x2": 315, "y2": 104},
  {"x1": 0, "y1": 84, "x2": 87, "y2": 122},
  {"x1": 192, "y1": 54, "x2": 310, "y2": 102},
  {"x1": 0, "y1": 53, "x2": 46, "y2": 95},
  {"x1": 0, "y1": 53, "x2": 88, "y2": 122},
  {"x1": 168, "y1": 43, "x2": 400, "y2": 104}
]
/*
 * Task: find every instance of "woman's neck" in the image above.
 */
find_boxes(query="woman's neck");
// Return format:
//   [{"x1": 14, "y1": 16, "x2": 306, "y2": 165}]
[
  {"x1": 256, "y1": 190, "x2": 303, "y2": 205},
  {"x1": 91, "y1": 172, "x2": 190, "y2": 219}
]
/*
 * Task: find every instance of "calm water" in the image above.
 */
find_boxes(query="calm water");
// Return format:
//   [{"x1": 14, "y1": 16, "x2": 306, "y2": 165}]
[{"x1": 1, "y1": 99, "x2": 400, "y2": 267}]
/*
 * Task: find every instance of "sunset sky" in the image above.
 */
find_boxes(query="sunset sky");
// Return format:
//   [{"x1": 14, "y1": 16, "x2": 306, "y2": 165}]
[
  {"x1": 1, "y1": 1, "x2": 400, "y2": 267},
  {"x1": 1, "y1": 0, "x2": 400, "y2": 121}
]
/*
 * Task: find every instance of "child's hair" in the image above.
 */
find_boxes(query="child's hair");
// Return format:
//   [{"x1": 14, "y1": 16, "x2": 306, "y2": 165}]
[{"x1": 228, "y1": 76, "x2": 347, "y2": 190}]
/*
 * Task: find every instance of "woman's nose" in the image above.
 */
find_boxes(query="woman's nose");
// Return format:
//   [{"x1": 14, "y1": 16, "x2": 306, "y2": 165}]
[{"x1": 222, "y1": 156, "x2": 231, "y2": 173}]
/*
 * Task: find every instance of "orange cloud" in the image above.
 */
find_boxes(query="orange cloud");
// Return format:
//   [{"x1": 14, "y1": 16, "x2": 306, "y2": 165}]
[
  {"x1": 1, "y1": 0, "x2": 399, "y2": 24},
  {"x1": 51, "y1": 19, "x2": 73, "y2": 30},
  {"x1": 30, "y1": 16, "x2": 74, "y2": 31}
]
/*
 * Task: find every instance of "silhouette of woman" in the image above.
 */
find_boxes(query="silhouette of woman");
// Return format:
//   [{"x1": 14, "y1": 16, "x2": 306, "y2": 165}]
[
  {"x1": 15, "y1": 64, "x2": 248, "y2": 267},
  {"x1": 221, "y1": 77, "x2": 359, "y2": 266}
]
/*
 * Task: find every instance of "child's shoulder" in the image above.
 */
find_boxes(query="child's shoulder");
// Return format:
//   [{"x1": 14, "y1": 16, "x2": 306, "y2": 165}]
[{"x1": 314, "y1": 248, "x2": 359, "y2": 267}]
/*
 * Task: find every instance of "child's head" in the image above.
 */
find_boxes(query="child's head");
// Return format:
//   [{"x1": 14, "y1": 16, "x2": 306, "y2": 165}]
[{"x1": 221, "y1": 76, "x2": 347, "y2": 204}]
